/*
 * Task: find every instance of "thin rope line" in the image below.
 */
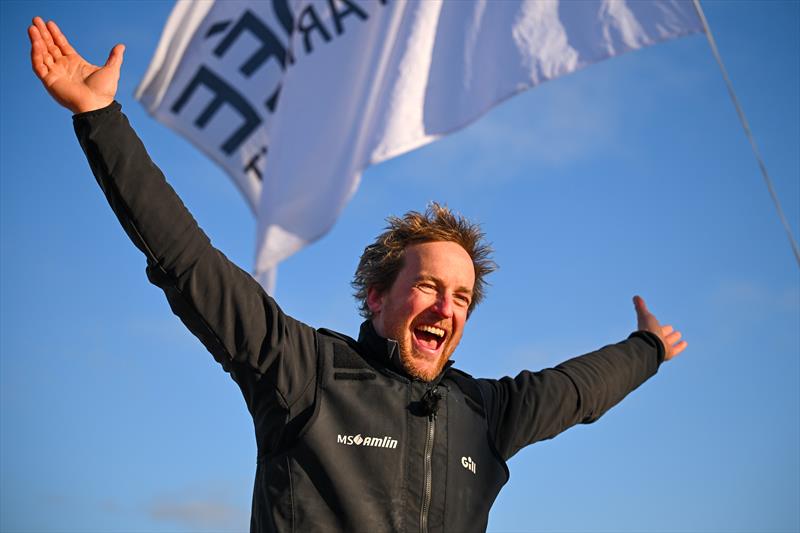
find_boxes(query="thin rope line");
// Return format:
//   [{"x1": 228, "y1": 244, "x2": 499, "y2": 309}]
[{"x1": 693, "y1": 0, "x2": 800, "y2": 266}]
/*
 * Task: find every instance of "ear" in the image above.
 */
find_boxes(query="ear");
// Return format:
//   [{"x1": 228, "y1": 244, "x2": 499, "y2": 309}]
[{"x1": 366, "y1": 286, "x2": 384, "y2": 316}]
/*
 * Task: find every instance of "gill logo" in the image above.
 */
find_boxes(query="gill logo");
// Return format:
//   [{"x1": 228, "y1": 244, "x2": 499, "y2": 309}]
[{"x1": 461, "y1": 456, "x2": 476, "y2": 474}]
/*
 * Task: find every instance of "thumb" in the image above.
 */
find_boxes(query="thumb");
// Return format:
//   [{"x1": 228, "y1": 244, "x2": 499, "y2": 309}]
[
  {"x1": 104, "y1": 43, "x2": 125, "y2": 70},
  {"x1": 633, "y1": 295, "x2": 649, "y2": 329}
]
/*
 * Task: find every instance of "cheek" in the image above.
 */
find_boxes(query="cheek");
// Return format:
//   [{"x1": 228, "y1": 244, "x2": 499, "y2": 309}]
[
  {"x1": 452, "y1": 313, "x2": 468, "y2": 335},
  {"x1": 403, "y1": 293, "x2": 428, "y2": 314}
]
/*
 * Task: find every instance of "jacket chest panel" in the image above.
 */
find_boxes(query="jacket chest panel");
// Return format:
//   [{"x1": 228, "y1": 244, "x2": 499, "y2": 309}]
[
  {"x1": 283, "y1": 343, "x2": 508, "y2": 532},
  {"x1": 289, "y1": 353, "x2": 411, "y2": 531},
  {"x1": 441, "y1": 388, "x2": 509, "y2": 533}
]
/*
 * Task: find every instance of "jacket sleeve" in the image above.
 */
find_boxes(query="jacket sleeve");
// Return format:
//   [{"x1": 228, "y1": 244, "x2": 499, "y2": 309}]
[
  {"x1": 477, "y1": 331, "x2": 664, "y2": 461},
  {"x1": 72, "y1": 102, "x2": 317, "y2": 413}
]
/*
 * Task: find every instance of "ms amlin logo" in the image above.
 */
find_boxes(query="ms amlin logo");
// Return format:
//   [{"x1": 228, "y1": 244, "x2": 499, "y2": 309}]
[{"x1": 337, "y1": 433, "x2": 398, "y2": 449}]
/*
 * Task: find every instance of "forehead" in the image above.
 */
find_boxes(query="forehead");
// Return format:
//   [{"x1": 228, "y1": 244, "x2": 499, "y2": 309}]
[{"x1": 400, "y1": 241, "x2": 475, "y2": 289}]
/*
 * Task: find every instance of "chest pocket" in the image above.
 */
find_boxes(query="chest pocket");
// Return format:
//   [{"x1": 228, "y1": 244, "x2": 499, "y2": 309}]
[{"x1": 444, "y1": 375, "x2": 510, "y2": 533}]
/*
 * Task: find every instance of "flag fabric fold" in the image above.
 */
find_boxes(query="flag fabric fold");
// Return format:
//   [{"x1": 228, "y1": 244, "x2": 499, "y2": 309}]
[{"x1": 136, "y1": 0, "x2": 703, "y2": 291}]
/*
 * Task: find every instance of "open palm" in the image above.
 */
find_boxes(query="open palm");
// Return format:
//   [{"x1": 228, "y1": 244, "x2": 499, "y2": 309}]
[{"x1": 28, "y1": 17, "x2": 124, "y2": 114}]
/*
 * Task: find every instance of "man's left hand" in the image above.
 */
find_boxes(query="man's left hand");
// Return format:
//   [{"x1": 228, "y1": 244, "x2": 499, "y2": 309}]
[{"x1": 633, "y1": 295, "x2": 687, "y2": 362}]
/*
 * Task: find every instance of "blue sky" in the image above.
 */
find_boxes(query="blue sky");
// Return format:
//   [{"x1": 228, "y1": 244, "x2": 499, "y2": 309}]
[{"x1": 1, "y1": 1, "x2": 798, "y2": 532}]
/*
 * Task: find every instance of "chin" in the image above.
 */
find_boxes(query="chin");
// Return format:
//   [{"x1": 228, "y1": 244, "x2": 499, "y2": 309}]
[
  {"x1": 401, "y1": 351, "x2": 447, "y2": 382},
  {"x1": 404, "y1": 365, "x2": 438, "y2": 382}
]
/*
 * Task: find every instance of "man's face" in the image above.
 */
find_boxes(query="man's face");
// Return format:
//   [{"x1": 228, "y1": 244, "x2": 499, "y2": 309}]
[{"x1": 368, "y1": 241, "x2": 475, "y2": 381}]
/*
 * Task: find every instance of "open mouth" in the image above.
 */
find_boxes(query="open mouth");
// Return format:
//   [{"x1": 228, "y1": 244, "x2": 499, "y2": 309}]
[{"x1": 413, "y1": 324, "x2": 447, "y2": 353}]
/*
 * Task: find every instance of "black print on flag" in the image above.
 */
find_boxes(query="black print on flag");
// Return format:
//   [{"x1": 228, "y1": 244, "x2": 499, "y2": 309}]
[
  {"x1": 212, "y1": 10, "x2": 289, "y2": 112},
  {"x1": 170, "y1": 7, "x2": 295, "y2": 157},
  {"x1": 166, "y1": 1, "x2": 384, "y2": 163},
  {"x1": 171, "y1": 66, "x2": 261, "y2": 155}
]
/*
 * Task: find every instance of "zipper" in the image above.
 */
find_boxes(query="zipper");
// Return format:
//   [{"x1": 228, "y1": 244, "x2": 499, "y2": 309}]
[{"x1": 420, "y1": 410, "x2": 436, "y2": 533}]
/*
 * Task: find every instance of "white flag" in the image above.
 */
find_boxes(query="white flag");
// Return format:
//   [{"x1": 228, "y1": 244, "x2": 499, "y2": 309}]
[{"x1": 137, "y1": 0, "x2": 703, "y2": 289}]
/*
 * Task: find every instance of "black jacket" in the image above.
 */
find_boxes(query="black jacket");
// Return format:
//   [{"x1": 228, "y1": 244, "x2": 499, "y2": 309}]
[{"x1": 74, "y1": 102, "x2": 664, "y2": 532}]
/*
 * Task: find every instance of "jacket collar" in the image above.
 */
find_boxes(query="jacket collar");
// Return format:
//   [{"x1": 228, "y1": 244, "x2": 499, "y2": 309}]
[
  {"x1": 358, "y1": 320, "x2": 402, "y2": 373},
  {"x1": 357, "y1": 320, "x2": 454, "y2": 383}
]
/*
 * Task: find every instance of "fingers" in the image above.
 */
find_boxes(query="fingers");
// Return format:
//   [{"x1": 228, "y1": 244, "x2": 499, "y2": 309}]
[
  {"x1": 31, "y1": 16, "x2": 48, "y2": 40},
  {"x1": 47, "y1": 20, "x2": 76, "y2": 56},
  {"x1": 662, "y1": 325, "x2": 687, "y2": 360},
  {"x1": 32, "y1": 17, "x2": 62, "y2": 60},
  {"x1": 28, "y1": 25, "x2": 49, "y2": 79},
  {"x1": 663, "y1": 327, "x2": 681, "y2": 346},
  {"x1": 670, "y1": 340, "x2": 688, "y2": 358}
]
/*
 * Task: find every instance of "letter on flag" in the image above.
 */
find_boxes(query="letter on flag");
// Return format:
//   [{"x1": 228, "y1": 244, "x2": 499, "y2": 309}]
[{"x1": 136, "y1": 0, "x2": 703, "y2": 290}]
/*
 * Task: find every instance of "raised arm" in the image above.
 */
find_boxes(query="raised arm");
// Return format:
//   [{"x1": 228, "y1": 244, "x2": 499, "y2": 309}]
[
  {"x1": 27, "y1": 18, "x2": 318, "y2": 424},
  {"x1": 481, "y1": 297, "x2": 687, "y2": 460}
]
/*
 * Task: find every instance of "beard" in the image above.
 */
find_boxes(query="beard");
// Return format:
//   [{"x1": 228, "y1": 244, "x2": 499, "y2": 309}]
[{"x1": 394, "y1": 332, "x2": 453, "y2": 382}]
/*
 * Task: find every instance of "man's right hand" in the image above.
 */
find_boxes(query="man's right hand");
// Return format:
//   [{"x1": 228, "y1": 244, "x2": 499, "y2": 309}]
[{"x1": 28, "y1": 17, "x2": 124, "y2": 114}]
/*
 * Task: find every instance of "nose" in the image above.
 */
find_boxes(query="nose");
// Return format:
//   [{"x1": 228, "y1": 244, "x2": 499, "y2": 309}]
[{"x1": 432, "y1": 292, "x2": 454, "y2": 318}]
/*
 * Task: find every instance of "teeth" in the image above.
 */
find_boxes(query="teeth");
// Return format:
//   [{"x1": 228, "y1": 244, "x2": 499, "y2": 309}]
[{"x1": 417, "y1": 325, "x2": 445, "y2": 339}]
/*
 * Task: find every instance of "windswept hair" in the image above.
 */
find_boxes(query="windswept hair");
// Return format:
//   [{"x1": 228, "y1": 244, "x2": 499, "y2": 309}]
[{"x1": 352, "y1": 202, "x2": 496, "y2": 319}]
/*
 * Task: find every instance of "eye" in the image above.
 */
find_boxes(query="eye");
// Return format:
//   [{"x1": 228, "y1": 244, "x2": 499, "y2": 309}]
[
  {"x1": 454, "y1": 293, "x2": 471, "y2": 307},
  {"x1": 417, "y1": 282, "x2": 436, "y2": 292}
]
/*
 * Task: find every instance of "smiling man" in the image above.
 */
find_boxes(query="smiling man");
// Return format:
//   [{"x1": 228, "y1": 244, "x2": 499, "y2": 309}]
[
  {"x1": 369, "y1": 241, "x2": 470, "y2": 381},
  {"x1": 29, "y1": 16, "x2": 687, "y2": 533},
  {"x1": 357, "y1": 217, "x2": 492, "y2": 381}
]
